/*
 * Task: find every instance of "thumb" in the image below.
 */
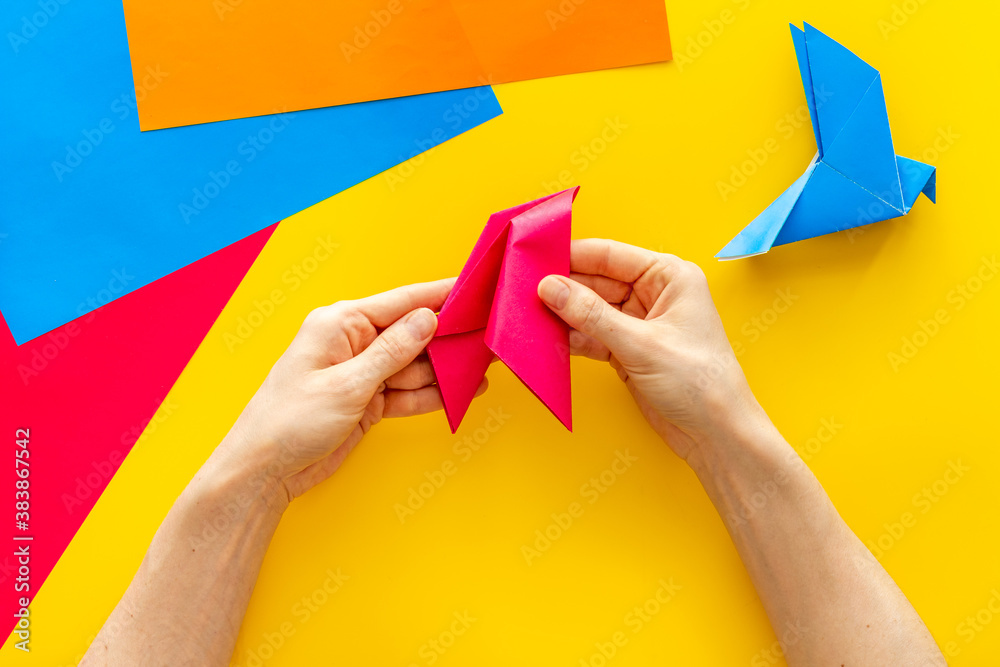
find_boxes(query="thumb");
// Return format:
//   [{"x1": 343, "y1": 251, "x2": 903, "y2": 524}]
[
  {"x1": 348, "y1": 307, "x2": 438, "y2": 388},
  {"x1": 538, "y1": 275, "x2": 643, "y2": 353}
]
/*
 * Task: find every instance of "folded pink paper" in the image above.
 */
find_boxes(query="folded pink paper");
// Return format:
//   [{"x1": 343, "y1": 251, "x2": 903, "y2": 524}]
[{"x1": 427, "y1": 188, "x2": 579, "y2": 432}]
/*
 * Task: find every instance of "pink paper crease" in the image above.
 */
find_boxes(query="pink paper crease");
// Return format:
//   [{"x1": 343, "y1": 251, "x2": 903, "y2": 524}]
[{"x1": 427, "y1": 187, "x2": 578, "y2": 432}]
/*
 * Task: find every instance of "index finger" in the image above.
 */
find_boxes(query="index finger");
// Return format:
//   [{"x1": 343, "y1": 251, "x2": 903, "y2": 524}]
[
  {"x1": 349, "y1": 278, "x2": 456, "y2": 328},
  {"x1": 570, "y1": 238, "x2": 679, "y2": 283}
]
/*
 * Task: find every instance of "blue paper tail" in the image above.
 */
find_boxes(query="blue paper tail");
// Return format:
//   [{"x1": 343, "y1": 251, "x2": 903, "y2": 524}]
[
  {"x1": 923, "y1": 171, "x2": 937, "y2": 203},
  {"x1": 896, "y1": 155, "x2": 937, "y2": 211}
]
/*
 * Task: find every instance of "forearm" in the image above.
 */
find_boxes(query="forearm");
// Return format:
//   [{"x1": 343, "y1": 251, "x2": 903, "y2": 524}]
[
  {"x1": 83, "y1": 442, "x2": 288, "y2": 666},
  {"x1": 688, "y1": 402, "x2": 945, "y2": 667}
]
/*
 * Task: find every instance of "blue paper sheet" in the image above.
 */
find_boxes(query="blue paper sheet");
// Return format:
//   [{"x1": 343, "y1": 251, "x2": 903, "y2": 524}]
[{"x1": 0, "y1": 0, "x2": 502, "y2": 344}]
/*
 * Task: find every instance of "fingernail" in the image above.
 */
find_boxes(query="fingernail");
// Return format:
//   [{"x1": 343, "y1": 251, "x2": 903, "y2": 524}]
[
  {"x1": 406, "y1": 308, "x2": 436, "y2": 340},
  {"x1": 538, "y1": 276, "x2": 570, "y2": 310}
]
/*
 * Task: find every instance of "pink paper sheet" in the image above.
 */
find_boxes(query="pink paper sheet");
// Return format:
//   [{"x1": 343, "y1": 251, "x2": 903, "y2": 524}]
[{"x1": 0, "y1": 225, "x2": 275, "y2": 635}]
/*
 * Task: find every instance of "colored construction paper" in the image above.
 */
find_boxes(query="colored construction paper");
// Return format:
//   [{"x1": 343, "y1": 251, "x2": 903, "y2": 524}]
[
  {"x1": 716, "y1": 23, "x2": 937, "y2": 260},
  {"x1": 427, "y1": 188, "x2": 578, "y2": 432},
  {"x1": 0, "y1": 0, "x2": 501, "y2": 345},
  {"x1": 121, "y1": 0, "x2": 671, "y2": 130},
  {"x1": 0, "y1": 224, "x2": 275, "y2": 636}
]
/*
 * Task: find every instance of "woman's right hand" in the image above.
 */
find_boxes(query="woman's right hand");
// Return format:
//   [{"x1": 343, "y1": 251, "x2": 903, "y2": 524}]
[{"x1": 538, "y1": 239, "x2": 767, "y2": 464}]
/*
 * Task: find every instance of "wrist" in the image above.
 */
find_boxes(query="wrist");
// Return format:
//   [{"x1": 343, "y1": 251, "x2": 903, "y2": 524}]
[
  {"x1": 198, "y1": 431, "x2": 292, "y2": 519},
  {"x1": 685, "y1": 386, "x2": 787, "y2": 482}
]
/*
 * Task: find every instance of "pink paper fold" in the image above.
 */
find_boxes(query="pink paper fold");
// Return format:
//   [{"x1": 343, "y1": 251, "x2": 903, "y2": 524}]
[{"x1": 428, "y1": 188, "x2": 578, "y2": 432}]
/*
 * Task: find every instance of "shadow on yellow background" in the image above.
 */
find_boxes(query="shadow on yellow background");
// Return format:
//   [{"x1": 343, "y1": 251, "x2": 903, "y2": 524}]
[{"x1": 6, "y1": 0, "x2": 998, "y2": 664}]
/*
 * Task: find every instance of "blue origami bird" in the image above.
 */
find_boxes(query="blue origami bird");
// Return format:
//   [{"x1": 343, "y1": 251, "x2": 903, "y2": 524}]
[{"x1": 717, "y1": 23, "x2": 937, "y2": 260}]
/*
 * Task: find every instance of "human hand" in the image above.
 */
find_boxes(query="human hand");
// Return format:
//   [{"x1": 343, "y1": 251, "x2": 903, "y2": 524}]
[
  {"x1": 219, "y1": 279, "x2": 486, "y2": 506},
  {"x1": 538, "y1": 239, "x2": 765, "y2": 463}
]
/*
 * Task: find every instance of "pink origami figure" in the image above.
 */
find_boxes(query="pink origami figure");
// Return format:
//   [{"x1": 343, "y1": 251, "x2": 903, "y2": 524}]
[{"x1": 427, "y1": 187, "x2": 579, "y2": 432}]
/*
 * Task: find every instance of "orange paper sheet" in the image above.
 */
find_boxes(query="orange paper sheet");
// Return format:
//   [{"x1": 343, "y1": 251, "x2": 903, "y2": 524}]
[{"x1": 122, "y1": 0, "x2": 671, "y2": 130}]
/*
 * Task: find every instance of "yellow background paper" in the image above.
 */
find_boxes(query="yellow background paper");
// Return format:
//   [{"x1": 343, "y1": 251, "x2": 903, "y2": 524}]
[{"x1": 6, "y1": 1, "x2": 998, "y2": 665}]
